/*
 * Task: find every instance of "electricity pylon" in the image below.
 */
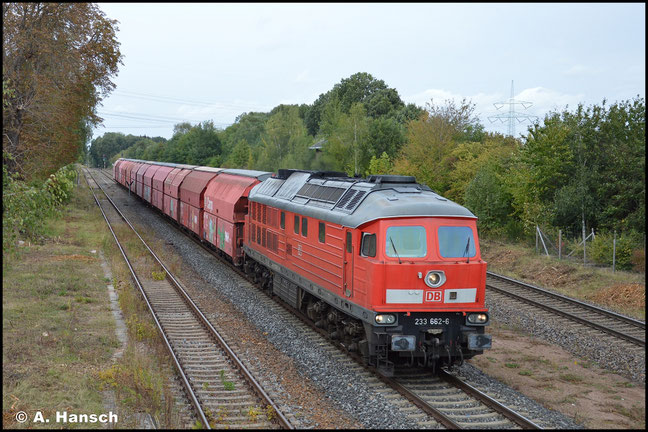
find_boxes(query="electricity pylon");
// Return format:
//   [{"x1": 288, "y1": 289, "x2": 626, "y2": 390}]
[{"x1": 488, "y1": 80, "x2": 538, "y2": 137}]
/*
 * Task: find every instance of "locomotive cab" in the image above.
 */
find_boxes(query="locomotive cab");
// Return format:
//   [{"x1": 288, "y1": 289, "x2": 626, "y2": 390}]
[{"x1": 356, "y1": 216, "x2": 492, "y2": 373}]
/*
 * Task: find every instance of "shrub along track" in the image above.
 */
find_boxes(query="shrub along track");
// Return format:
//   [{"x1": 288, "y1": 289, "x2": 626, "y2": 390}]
[
  {"x1": 83, "y1": 168, "x2": 292, "y2": 430},
  {"x1": 96, "y1": 168, "x2": 545, "y2": 429}
]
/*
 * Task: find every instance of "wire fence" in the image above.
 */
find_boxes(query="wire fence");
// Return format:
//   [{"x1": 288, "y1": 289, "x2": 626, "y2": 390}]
[{"x1": 535, "y1": 224, "x2": 645, "y2": 273}]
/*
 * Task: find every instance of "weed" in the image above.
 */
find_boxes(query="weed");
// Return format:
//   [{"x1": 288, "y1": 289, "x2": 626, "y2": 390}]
[
  {"x1": 247, "y1": 407, "x2": 261, "y2": 421},
  {"x1": 219, "y1": 370, "x2": 235, "y2": 390},
  {"x1": 265, "y1": 405, "x2": 276, "y2": 421},
  {"x1": 518, "y1": 370, "x2": 533, "y2": 376},
  {"x1": 151, "y1": 270, "x2": 166, "y2": 281},
  {"x1": 559, "y1": 373, "x2": 584, "y2": 383},
  {"x1": 504, "y1": 363, "x2": 520, "y2": 368}
]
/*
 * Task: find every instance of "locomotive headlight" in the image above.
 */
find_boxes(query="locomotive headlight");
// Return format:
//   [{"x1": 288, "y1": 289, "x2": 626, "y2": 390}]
[
  {"x1": 424, "y1": 271, "x2": 446, "y2": 288},
  {"x1": 467, "y1": 313, "x2": 489, "y2": 325},
  {"x1": 375, "y1": 314, "x2": 396, "y2": 324}
]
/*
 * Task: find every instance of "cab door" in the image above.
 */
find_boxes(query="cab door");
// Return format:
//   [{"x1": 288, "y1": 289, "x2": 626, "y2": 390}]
[{"x1": 343, "y1": 230, "x2": 354, "y2": 298}]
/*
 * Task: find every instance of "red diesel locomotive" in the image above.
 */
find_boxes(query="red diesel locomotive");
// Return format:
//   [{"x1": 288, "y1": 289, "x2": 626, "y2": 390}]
[{"x1": 113, "y1": 158, "x2": 492, "y2": 375}]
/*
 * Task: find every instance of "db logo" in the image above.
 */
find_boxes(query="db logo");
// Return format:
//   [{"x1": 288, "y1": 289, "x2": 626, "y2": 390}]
[{"x1": 425, "y1": 291, "x2": 442, "y2": 302}]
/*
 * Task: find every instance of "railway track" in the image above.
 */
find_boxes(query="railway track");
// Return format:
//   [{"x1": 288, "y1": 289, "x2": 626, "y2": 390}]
[
  {"x1": 84, "y1": 168, "x2": 292, "y2": 430},
  {"x1": 95, "y1": 168, "x2": 544, "y2": 429},
  {"x1": 486, "y1": 271, "x2": 645, "y2": 347}
]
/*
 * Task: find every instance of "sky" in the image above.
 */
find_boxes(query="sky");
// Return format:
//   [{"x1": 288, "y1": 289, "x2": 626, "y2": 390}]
[{"x1": 93, "y1": 2, "x2": 645, "y2": 141}]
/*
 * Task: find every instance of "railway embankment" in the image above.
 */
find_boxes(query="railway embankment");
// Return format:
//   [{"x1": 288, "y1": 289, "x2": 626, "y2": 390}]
[
  {"x1": 470, "y1": 238, "x2": 645, "y2": 429},
  {"x1": 2, "y1": 172, "x2": 184, "y2": 429}
]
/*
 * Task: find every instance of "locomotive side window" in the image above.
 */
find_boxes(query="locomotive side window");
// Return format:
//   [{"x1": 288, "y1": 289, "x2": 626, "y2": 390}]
[
  {"x1": 302, "y1": 217, "x2": 308, "y2": 237},
  {"x1": 318, "y1": 222, "x2": 325, "y2": 243},
  {"x1": 280, "y1": 211, "x2": 285, "y2": 230},
  {"x1": 294, "y1": 215, "x2": 299, "y2": 234},
  {"x1": 346, "y1": 232, "x2": 352, "y2": 253},
  {"x1": 360, "y1": 233, "x2": 376, "y2": 257},
  {"x1": 386, "y1": 226, "x2": 427, "y2": 258}
]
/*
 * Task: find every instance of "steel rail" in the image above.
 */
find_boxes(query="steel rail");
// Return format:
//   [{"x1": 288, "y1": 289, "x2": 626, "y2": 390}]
[
  {"x1": 88, "y1": 168, "x2": 293, "y2": 429},
  {"x1": 486, "y1": 273, "x2": 644, "y2": 346},
  {"x1": 439, "y1": 370, "x2": 541, "y2": 429},
  {"x1": 82, "y1": 168, "x2": 211, "y2": 429},
  {"x1": 487, "y1": 271, "x2": 645, "y2": 328}
]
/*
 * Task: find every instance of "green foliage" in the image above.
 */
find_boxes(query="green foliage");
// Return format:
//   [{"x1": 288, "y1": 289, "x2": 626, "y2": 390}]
[
  {"x1": 588, "y1": 231, "x2": 641, "y2": 270},
  {"x1": 513, "y1": 97, "x2": 645, "y2": 237},
  {"x1": 319, "y1": 101, "x2": 370, "y2": 175},
  {"x1": 366, "y1": 152, "x2": 392, "y2": 176},
  {"x1": 3, "y1": 158, "x2": 78, "y2": 252},
  {"x1": 393, "y1": 98, "x2": 485, "y2": 194},
  {"x1": 304, "y1": 72, "x2": 412, "y2": 136},
  {"x1": 465, "y1": 164, "x2": 513, "y2": 231}
]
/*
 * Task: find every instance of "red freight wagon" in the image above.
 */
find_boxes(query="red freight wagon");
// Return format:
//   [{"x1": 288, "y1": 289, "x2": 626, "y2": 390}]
[
  {"x1": 151, "y1": 165, "x2": 175, "y2": 211},
  {"x1": 178, "y1": 167, "x2": 222, "y2": 236},
  {"x1": 117, "y1": 159, "x2": 129, "y2": 186},
  {"x1": 129, "y1": 162, "x2": 144, "y2": 193},
  {"x1": 123, "y1": 160, "x2": 136, "y2": 187},
  {"x1": 135, "y1": 163, "x2": 151, "y2": 198},
  {"x1": 113, "y1": 159, "x2": 123, "y2": 183},
  {"x1": 202, "y1": 169, "x2": 271, "y2": 264},
  {"x1": 164, "y1": 165, "x2": 196, "y2": 222},
  {"x1": 142, "y1": 164, "x2": 162, "y2": 203}
]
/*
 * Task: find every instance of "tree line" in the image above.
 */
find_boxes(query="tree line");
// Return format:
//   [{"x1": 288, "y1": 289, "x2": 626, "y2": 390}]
[{"x1": 96, "y1": 73, "x2": 644, "y2": 250}]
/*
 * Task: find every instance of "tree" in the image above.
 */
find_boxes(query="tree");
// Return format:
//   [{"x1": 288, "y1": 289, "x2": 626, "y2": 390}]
[
  {"x1": 508, "y1": 97, "x2": 645, "y2": 236},
  {"x1": 319, "y1": 101, "x2": 370, "y2": 175},
  {"x1": 3, "y1": 3, "x2": 122, "y2": 180},
  {"x1": 393, "y1": 98, "x2": 481, "y2": 193},
  {"x1": 304, "y1": 72, "x2": 409, "y2": 136},
  {"x1": 366, "y1": 152, "x2": 392, "y2": 176},
  {"x1": 255, "y1": 105, "x2": 311, "y2": 171},
  {"x1": 225, "y1": 139, "x2": 252, "y2": 168}
]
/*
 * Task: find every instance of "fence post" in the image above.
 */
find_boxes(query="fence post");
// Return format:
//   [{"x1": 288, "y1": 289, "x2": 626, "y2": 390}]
[
  {"x1": 558, "y1": 230, "x2": 562, "y2": 260},
  {"x1": 535, "y1": 225, "x2": 539, "y2": 254},
  {"x1": 612, "y1": 230, "x2": 617, "y2": 273},
  {"x1": 582, "y1": 218, "x2": 587, "y2": 264}
]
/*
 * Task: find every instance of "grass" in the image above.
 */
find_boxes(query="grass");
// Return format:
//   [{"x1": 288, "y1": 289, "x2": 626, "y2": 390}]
[
  {"x1": 3, "y1": 170, "x2": 183, "y2": 429},
  {"x1": 3, "y1": 176, "x2": 119, "y2": 429}
]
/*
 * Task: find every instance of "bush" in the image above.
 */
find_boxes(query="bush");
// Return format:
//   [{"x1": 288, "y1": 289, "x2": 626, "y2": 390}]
[
  {"x1": 3, "y1": 161, "x2": 78, "y2": 252},
  {"x1": 631, "y1": 249, "x2": 645, "y2": 273},
  {"x1": 589, "y1": 231, "x2": 640, "y2": 271}
]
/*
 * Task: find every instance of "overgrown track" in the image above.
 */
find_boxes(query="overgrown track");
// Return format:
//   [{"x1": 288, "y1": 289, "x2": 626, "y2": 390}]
[
  {"x1": 486, "y1": 272, "x2": 645, "y2": 347},
  {"x1": 84, "y1": 168, "x2": 292, "y2": 430},
  {"x1": 98, "y1": 169, "x2": 543, "y2": 429}
]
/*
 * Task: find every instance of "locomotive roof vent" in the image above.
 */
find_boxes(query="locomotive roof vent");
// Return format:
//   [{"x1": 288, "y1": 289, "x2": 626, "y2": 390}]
[
  {"x1": 310, "y1": 170, "x2": 350, "y2": 179},
  {"x1": 367, "y1": 175, "x2": 417, "y2": 184},
  {"x1": 275, "y1": 168, "x2": 309, "y2": 180}
]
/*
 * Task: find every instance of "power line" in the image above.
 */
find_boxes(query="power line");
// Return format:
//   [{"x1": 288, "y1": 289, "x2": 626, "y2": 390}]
[{"x1": 113, "y1": 89, "x2": 266, "y2": 111}]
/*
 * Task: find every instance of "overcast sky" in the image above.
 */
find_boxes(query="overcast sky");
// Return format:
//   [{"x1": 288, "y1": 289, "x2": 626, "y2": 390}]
[{"x1": 93, "y1": 2, "x2": 645, "y2": 141}]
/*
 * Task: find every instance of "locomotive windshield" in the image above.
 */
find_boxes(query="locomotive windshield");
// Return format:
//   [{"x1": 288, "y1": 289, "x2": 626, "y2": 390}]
[
  {"x1": 438, "y1": 226, "x2": 476, "y2": 258},
  {"x1": 385, "y1": 226, "x2": 427, "y2": 258}
]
